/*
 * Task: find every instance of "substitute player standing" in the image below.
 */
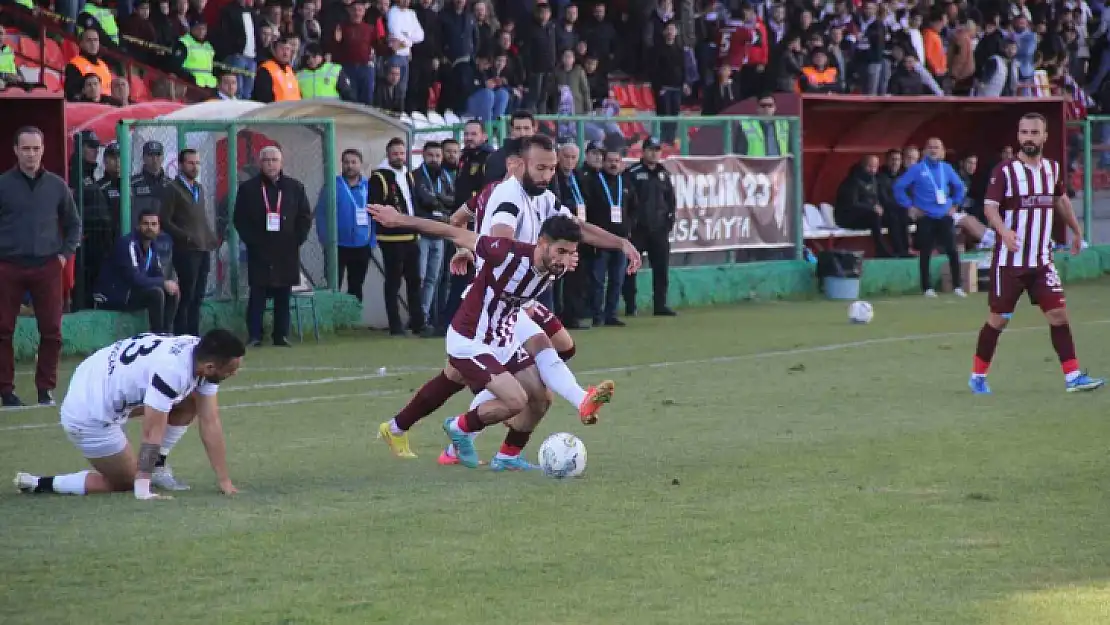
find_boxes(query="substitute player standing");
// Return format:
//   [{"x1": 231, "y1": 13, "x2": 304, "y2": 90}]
[
  {"x1": 14, "y1": 330, "x2": 245, "y2": 498},
  {"x1": 969, "y1": 113, "x2": 1104, "y2": 394}
]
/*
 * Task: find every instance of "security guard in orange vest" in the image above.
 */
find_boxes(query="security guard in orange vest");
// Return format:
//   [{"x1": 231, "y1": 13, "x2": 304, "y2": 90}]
[
  {"x1": 800, "y1": 49, "x2": 841, "y2": 94},
  {"x1": 253, "y1": 36, "x2": 302, "y2": 103},
  {"x1": 64, "y1": 29, "x2": 113, "y2": 101}
]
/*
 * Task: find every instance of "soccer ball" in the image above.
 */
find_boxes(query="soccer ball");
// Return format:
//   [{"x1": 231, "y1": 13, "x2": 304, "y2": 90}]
[
  {"x1": 848, "y1": 300, "x2": 874, "y2": 324},
  {"x1": 538, "y1": 432, "x2": 587, "y2": 478}
]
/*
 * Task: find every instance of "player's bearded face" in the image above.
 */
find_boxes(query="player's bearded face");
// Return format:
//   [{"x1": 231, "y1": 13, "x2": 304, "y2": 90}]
[
  {"x1": 542, "y1": 241, "x2": 576, "y2": 274},
  {"x1": 1020, "y1": 139, "x2": 1043, "y2": 156},
  {"x1": 201, "y1": 357, "x2": 242, "y2": 384}
]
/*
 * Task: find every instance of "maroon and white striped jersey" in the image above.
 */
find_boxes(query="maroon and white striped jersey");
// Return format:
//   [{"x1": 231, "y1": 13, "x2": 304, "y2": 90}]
[
  {"x1": 451, "y1": 236, "x2": 556, "y2": 347},
  {"x1": 984, "y1": 158, "x2": 1064, "y2": 268},
  {"x1": 465, "y1": 180, "x2": 500, "y2": 232}
]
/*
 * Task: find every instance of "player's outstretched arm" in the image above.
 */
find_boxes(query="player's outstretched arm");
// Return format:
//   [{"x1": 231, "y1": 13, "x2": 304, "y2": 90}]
[
  {"x1": 368, "y1": 204, "x2": 479, "y2": 251},
  {"x1": 195, "y1": 393, "x2": 237, "y2": 495},
  {"x1": 576, "y1": 220, "x2": 642, "y2": 273},
  {"x1": 137, "y1": 406, "x2": 172, "y2": 500},
  {"x1": 450, "y1": 207, "x2": 474, "y2": 228}
]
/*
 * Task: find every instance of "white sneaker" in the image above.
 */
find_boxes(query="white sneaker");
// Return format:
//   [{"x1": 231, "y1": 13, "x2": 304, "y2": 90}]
[
  {"x1": 152, "y1": 465, "x2": 191, "y2": 491},
  {"x1": 13, "y1": 471, "x2": 38, "y2": 493},
  {"x1": 954, "y1": 288, "x2": 968, "y2": 298},
  {"x1": 924, "y1": 289, "x2": 938, "y2": 298}
]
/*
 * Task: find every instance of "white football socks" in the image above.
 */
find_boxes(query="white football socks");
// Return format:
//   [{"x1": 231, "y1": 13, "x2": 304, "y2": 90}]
[
  {"x1": 52, "y1": 471, "x2": 89, "y2": 495},
  {"x1": 160, "y1": 425, "x2": 189, "y2": 457},
  {"x1": 534, "y1": 348, "x2": 588, "y2": 407}
]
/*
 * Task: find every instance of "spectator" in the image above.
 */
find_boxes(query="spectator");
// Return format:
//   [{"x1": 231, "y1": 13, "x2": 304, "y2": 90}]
[
  {"x1": 296, "y1": 0, "x2": 322, "y2": 46},
  {"x1": 485, "y1": 109, "x2": 535, "y2": 185},
  {"x1": 152, "y1": 0, "x2": 178, "y2": 48},
  {"x1": 903, "y1": 145, "x2": 921, "y2": 168},
  {"x1": 330, "y1": 0, "x2": 377, "y2": 107},
  {"x1": 297, "y1": 43, "x2": 351, "y2": 99},
  {"x1": 800, "y1": 49, "x2": 841, "y2": 93},
  {"x1": 212, "y1": 0, "x2": 258, "y2": 98},
  {"x1": 161, "y1": 148, "x2": 217, "y2": 336},
  {"x1": 440, "y1": 0, "x2": 479, "y2": 112},
  {"x1": 374, "y1": 62, "x2": 405, "y2": 112},
  {"x1": 169, "y1": 0, "x2": 192, "y2": 40},
  {"x1": 583, "y1": 53, "x2": 608, "y2": 109},
  {"x1": 492, "y1": 51, "x2": 524, "y2": 112},
  {"x1": 1012, "y1": 15, "x2": 1037, "y2": 81},
  {"x1": 623, "y1": 138, "x2": 676, "y2": 317},
  {"x1": 581, "y1": 140, "x2": 602, "y2": 179},
  {"x1": 258, "y1": 1, "x2": 282, "y2": 37},
  {"x1": 412, "y1": 141, "x2": 453, "y2": 330},
  {"x1": 876, "y1": 148, "x2": 911, "y2": 257},
  {"x1": 233, "y1": 146, "x2": 312, "y2": 347},
  {"x1": 121, "y1": 0, "x2": 159, "y2": 63},
  {"x1": 80, "y1": 0, "x2": 120, "y2": 46},
  {"x1": 110, "y1": 76, "x2": 133, "y2": 105},
  {"x1": 834, "y1": 155, "x2": 892, "y2": 257},
  {"x1": 704, "y1": 64, "x2": 738, "y2": 115},
  {"x1": 949, "y1": 18, "x2": 978, "y2": 94},
  {"x1": 317, "y1": 148, "x2": 374, "y2": 302},
  {"x1": 887, "y1": 50, "x2": 930, "y2": 95},
  {"x1": 853, "y1": 1, "x2": 887, "y2": 94},
  {"x1": 651, "y1": 22, "x2": 686, "y2": 145},
  {"x1": 386, "y1": 0, "x2": 424, "y2": 109},
  {"x1": 408, "y1": 0, "x2": 442, "y2": 113},
  {"x1": 770, "y1": 33, "x2": 805, "y2": 94},
  {"x1": 74, "y1": 74, "x2": 124, "y2": 105},
  {"x1": 553, "y1": 1, "x2": 578, "y2": 54},
  {"x1": 453, "y1": 119, "x2": 493, "y2": 208},
  {"x1": 586, "y1": 148, "x2": 631, "y2": 327},
  {"x1": 181, "y1": 19, "x2": 218, "y2": 89},
  {"x1": 65, "y1": 29, "x2": 113, "y2": 102},
  {"x1": 893, "y1": 137, "x2": 966, "y2": 298},
  {"x1": 466, "y1": 55, "x2": 510, "y2": 121},
  {"x1": 441, "y1": 138, "x2": 461, "y2": 180},
  {"x1": 553, "y1": 48, "x2": 591, "y2": 116},
  {"x1": 522, "y1": 2, "x2": 558, "y2": 112},
  {"x1": 578, "y1": 3, "x2": 614, "y2": 72},
  {"x1": 973, "y1": 36, "x2": 1020, "y2": 96},
  {"x1": 922, "y1": 10, "x2": 948, "y2": 89},
  {"x1": 254, "y1": 35, "x2": 301, "y2": 102},
  {"x1": 215, "y1": 69, "x2": 239, "y2": 99},
  {"x1": 93, "y1": 209, "x2": 179, "y2": 334},
  {"x1": 0, "y1": 127, "x2": 81, "y2": 407},
  {"x1": 368, "y1": 137, "x2": 424, "y2": 336},
  {"x1": 957, "y1": 154, "x2": 983, "y2": 223},
  {"x1": 474, "y1": 0, "x2": 500, "y2": 58}
]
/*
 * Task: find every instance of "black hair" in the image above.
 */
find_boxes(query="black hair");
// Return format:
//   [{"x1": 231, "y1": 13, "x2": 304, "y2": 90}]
[
  {"x1": 13, "y1": 126, "x2": 43, "y2": 146},
  {"x1": 464, "y1": 119, "x2": 484, "y2": 130},
  {"x1": 341, "y1": 148, "x2": 363, "y2": 161},
  {"x1": 539, "y1": 214, "x2": 583, "y2": 244},
  {"x1": 885, "y1": 148, "x2": 901, "y2": 158},
  {"x1": 195, "y1": 329, "x2": 246, "y2": 364},
  {"x1": 522, "y1": 134, "x2": 554, "y2": 153},
  {"x1": 137, "y1": 207, "x2": 161, "y2": 222},
  {"x1": 178, "y1": 148, "x2": 198, "y2": 163},
  {"x1": 386, "y1": 137, "x2": 406, "y2": 151},
  {"x1": 502, "y1": 138, "x2": 524, "y2": 157},
  {"x1": 441, "y1": 138, "x2": 459, "y2": 148},
  {"x1": 510, "y1": 109, "x2": 535, "y2": 125},
  {"x1": 423, "y1": 140, "x2": 442, "y2": 152}
]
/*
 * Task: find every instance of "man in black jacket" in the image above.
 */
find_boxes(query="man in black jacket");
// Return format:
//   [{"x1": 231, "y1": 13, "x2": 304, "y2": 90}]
[
  {"x1": 453, "y1": 120, "x2": 494, "y2": 209},
  {"x1": 651, "y1": 21, "x2": 687, "y2": 144},
  {"x1": 553, "y1": 142, "x2": 592, "y2": 328},
  {"x1": 232, "y1": 146, "x2": 312, "y2": 347},
  {"x1": 834, "y1": 154, "x2": 893, "y2": 257},
  {"x1": 585, "y1": 148, "x2": 634, "y2": 327},
  {"x1": 369, "y1": 137, "x2": 425, "y2": 336},
  {"x1": 623, "y1": 138, "x2": 676, "y2": 316},
  {"x1": 522, "y1": 2, "x2": 558, "y2": 112},
  {"x1": 876, "y1": 149, "x2": 911, "y2": 256},
  {"x1": 484, "y1": 110, "x2": 536, "y2": 185}
]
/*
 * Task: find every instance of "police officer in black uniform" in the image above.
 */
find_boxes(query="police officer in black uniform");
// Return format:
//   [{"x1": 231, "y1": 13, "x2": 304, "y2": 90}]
[
  {"x1": 623, "y1": 137, "x2": 677, "y2": 317},
  {"x1": 70, "y1": 130, "x2": 109, "y2": 309},
  {"x1": 97, "y1": 141, "x2": 122, "y2": 230},
  {"x1": 129, "y1": 140, "x2": 174, "y2": 276}
]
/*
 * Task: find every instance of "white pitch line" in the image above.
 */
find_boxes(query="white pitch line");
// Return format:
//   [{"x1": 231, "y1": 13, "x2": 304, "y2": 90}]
[{"x1": 1, "y1": 318, "x2": 1107, "y2": 434}]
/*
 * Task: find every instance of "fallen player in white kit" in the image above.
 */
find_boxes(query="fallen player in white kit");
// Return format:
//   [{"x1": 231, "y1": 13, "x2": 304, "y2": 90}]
[{"x1": 14, "y1": 329, "x2": 245, "y2": 499}]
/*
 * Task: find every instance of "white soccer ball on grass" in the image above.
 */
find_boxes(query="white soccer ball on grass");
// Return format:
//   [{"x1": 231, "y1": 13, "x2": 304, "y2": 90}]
[
  {"x1": 848, "y1": 300, "x2": 874, "y2": 324},
  {"x1": 538, "y1": 432, "x2": 587, "y2": 478}
]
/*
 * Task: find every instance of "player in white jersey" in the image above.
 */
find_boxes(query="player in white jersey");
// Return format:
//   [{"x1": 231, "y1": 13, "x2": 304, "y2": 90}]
[{"x1": 14, "y1": 329, "x2": 246, "y2": 499}]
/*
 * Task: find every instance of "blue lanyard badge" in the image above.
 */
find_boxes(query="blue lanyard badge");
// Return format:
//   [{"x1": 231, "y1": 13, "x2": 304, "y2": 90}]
[
  {"x1": 343, "y1": 177, "x2": 369, "y2": 227},
  {"x1": 180, "y1": 177, "x2": 199, "y2": 203},
  {"x1": 568, "y1": 174, "x2": 584, "y2": 206},
  {"x1": 921, "y1": 163, "x2": 948, "y2": 205},
  {"x1": 421, "y1": 164, "x2": 442, "y2": 194},
  {"x1": 599, "y1": 174, "x2": 623, "y2": 224},
  {"x1": 140, "y1": 244, "x2": 153, "y2": 272}
]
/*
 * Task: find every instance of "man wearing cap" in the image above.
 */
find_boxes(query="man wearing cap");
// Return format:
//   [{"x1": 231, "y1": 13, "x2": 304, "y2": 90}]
[
  {"x1": 69, "y1": 131, "x2": 109, "y2": 309},
  {"x1": 624, "y1": 138, "x2": 677, "y2": 317},
  {"x1": 581, "y1": 141, "x2": 603, "y2": 182},
  {"x1": 297, "y1": 43, "x2": 351, "y2": 100},
  {"x1": 96, "y1": 141, "x2": 123, "y2": 243},
  {"x1": 180, "y1": 18, "x2": 218, "y2": 89}
]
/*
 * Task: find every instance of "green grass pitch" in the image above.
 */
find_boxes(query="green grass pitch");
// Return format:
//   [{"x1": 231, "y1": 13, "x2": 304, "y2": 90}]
[{"x1": 3, "y1": 282, "x2": 1110, "y2": 625}]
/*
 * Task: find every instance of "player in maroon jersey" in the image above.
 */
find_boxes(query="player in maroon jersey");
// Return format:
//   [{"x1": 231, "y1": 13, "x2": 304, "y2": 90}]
[
  {"x1": 368, "y1": 203, "x2": 614, "y2": 470},
  {"x1": 970, "y1": 113, "x2": 1104, "y2": 394}
]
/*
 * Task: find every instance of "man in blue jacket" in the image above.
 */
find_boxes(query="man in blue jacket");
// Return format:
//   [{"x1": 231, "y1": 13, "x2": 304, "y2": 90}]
[
  {"x1": 93, "y1": 208, "x2": 179, "y2": 333},
  {"x1": 316, "y1": 148, "x2": 375, "y2": 302},
  {"x1": 894, "y1": 137, "x2": 967, "y2": 298}
]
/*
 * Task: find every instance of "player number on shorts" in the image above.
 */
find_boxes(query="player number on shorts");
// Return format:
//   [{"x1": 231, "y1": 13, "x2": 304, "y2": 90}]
[
  {"x1": 742, "y1": 173, "x2": 771, "y2": 208},
  {"x1": 119, "y1": 334, "x2": 163, "y2": 365},
  {"x1": 1045, "y1": 265, "x2": 1062, "y2": 289}
]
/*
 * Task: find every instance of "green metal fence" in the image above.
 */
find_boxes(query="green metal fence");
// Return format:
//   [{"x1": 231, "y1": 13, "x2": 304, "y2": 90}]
[
  {"x1": 1069, "y1": 117, "x2": 1105, "y2": 244},
  {"x1": 116, "y1": 119, "x2": 338, "y2": 302}
]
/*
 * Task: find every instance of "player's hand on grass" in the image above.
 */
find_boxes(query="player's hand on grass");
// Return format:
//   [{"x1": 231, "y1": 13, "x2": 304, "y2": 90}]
[
  {"x1": 999, "y1": 228, "x2": 1020, "y2": 252},
  {"x1": 218, "y1": 479, "x2": 238, "y2": 495},
  {"x1": 621, "y1": 240, "x2": 641, "y2": 273},
  {"x1": 367, "y1": 204, "x2": 402, "y2": 227},
  {"x1": 450, "y1": 249, "x2": 474, "y2": 275}
]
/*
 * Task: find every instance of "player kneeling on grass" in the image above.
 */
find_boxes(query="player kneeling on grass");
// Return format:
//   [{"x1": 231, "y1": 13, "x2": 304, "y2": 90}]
[
  {"x1": 14, "y1": 330, "x2": 245, "y2": 499},
  {"x1": 368, "y1": 203, "x2": 613, "y2": 470}
]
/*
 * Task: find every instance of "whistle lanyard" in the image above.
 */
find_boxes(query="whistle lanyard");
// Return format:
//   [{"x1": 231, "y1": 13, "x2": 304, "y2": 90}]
[
  {"x1": 342, "y1": 177, "x2": 365, "y2": 208},
  {"x1": 598, "y1": 173, "x2": 621, "y2": 207},
  {"x1": 421, "y1": 165, "x2": 442, "y2": 194},
  {"x1": 180, "y1": 177, "x2": 199, "y2": 203},
  {"x1": 568, "y1": 174, "x2": 584, "y2": 206},
  {"x1": 921, "y1": 162, "x2": 946, "y2": 194},
  {"x1": 262, "y1": 183, "x2": 282, "y2": 215}
]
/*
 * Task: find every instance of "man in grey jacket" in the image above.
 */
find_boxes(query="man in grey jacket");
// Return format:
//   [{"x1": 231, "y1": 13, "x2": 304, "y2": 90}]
[{"x1": 0, "y1": 127, "x2": 82, "y2": 407}]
